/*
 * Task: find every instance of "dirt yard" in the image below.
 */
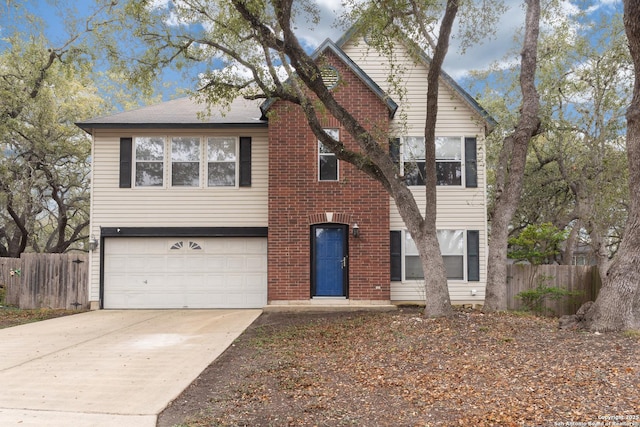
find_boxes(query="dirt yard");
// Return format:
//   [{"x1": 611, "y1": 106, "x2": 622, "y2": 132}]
[
  {"x1": 0, "y1": 307, "x2": 83, "y2": 329},
  {"x1": 158, "y1": 307, "x2": 640, "y2": 427}
]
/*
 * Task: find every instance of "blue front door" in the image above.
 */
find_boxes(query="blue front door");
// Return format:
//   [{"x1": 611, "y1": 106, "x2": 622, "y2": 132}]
[{"x1": 313, "y1": 225, "x2": 347, "y2": 297}]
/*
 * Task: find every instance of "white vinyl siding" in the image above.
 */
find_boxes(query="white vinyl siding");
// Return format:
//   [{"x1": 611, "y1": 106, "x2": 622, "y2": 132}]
[
  {"x1": 88, "y1": 128, "x2": 268, "y2": 303},
  {"x1": 341, "y1": 37, "x2": 487, "y2": 304}
]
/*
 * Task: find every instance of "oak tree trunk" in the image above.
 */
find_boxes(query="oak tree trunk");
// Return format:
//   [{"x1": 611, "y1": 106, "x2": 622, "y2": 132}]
[
  {"x1": 583, "y1": 0, "x2": 640, "y2": 331},
  {"x1": 484, "y1": 0, "x2": 541, "y2": 311}
]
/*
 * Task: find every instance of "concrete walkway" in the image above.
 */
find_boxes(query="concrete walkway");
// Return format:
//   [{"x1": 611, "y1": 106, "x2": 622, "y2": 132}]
[{"x1": 0, "y1": 309, "x2": 261, "y2": 427}]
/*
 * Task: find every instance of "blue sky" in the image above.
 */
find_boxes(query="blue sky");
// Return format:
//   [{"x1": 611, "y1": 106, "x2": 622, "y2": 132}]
[{"x1": 0, "y1": 0, "x2": 623, "y2": 107}]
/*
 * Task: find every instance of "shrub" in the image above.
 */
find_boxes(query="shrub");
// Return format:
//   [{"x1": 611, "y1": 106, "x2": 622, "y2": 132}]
[{"x1": 517, "y1": 284, "x2": 582, "y2": 315}]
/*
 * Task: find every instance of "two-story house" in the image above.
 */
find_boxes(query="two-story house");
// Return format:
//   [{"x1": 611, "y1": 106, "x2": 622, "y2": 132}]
[{"x1": 77, "y1": 29, "x2": 495, "y2": 310}]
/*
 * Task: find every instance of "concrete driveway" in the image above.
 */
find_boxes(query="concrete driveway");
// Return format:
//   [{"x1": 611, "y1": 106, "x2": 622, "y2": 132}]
[{"x1": 0, "y1": 309, "x2": 261, "y2": 427}]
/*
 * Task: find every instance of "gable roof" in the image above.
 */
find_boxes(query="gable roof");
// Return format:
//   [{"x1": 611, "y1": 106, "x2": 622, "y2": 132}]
[
  {"x1": 76, "y1": 97, "x2": 267, "y2": 134},
  {"x1": 260, "y1": 39, "x2": 399, "y2": 119},
  {"x1": 77, "y1": 26, "x2": 494, "y2": 134},
  {"x1": 335, "y1": 25, "x2": 497, "y2": 133}
]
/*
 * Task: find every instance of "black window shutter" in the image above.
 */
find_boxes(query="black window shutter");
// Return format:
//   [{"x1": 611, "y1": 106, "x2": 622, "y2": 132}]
[
  {"x1": 465, "y1": 137, "x2": 478, "y2": 188},
  {"x1": 390, "y1": 231, "x2": 402, "y2": 281},
  {"x1": 389, "y1": 138, "x2": 400, "y2": 169},
  {"x1": 467, "y1": 230, "x2": 480, "y2": 281},
  {"x1": 119, "y1": 137, "x2": 132, "y2": 188},
  {"x1": 239, "y1": 137, "x2": 252, "y2": 187}
]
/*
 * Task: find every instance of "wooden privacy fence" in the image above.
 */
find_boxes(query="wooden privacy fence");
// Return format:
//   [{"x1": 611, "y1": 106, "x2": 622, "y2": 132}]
[
  {"x1": 0, "y1": 254, "x2": 601, "y2": 314},
  {"x1": 0, "y1": 253, "x2": 88, "y2": 310},
  {"x1": 507, "y1": 264, "x2": 601, "y2": 316}
]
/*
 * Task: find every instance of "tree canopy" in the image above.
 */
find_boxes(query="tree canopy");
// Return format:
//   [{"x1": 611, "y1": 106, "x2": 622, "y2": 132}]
[
  {"x1": 0, "y1": 4, "x2": 110, "y2": 256},
  {"x1": 475, "y1": 8, "x2": 630, "y2": 274}
]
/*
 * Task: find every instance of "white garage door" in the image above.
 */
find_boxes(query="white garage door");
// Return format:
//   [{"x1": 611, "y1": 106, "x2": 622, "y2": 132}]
[{"x1": 104, "y1": 237, "x2": 267, "y2": 309}]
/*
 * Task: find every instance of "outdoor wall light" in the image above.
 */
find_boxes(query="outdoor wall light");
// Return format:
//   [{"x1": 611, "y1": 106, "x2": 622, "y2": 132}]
[
  {"x1": 352, "y1": 223, "x2": 360, "y2": 238},
  {"x1": 89, "y1": 235, "x2": 99, "y2": 251}
]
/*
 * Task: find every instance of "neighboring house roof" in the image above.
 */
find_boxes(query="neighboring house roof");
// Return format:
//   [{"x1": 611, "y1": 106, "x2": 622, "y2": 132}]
[
  {"x1": 76, "y1": 97, "x2": 267, "y2": 134},
  {"x1": 259, "y1": 39, "x2": 399, "y2": 119},
  {"x1": 335, "y1": 25, "x2": 497, "y2": 133}
]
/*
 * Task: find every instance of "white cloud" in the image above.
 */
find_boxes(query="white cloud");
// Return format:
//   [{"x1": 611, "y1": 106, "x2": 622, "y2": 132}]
[
  {"x1": 295, "y1": 0, "x2": 527, "y2": 81},
  {"x1": 295, "y1": 0, "x2": 349, "y2": 49},
  {"x1": 148, "y1": 0, "x2": 171, "y2": 9},
  {"x1": 444, "y1": 0, "x2": 523, "y2": 79}
]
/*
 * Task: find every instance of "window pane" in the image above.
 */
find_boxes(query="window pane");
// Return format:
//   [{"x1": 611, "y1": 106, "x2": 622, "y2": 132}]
[
  {"x1": 405, "y1": 136, "x2": 425, "y2": 160},
  {"x1": 436, "y1": 162, "x2": 462, "y2": 185},
  {"x1": 172, "y1": 138, "x2": 200, "y2": 162},
  {"x1": 319, "y1": 129, "x2": 339, "y2": 181},
  {"x1": 405, "y1": 256, "x2": 424, "y2": 280},
  {"x1": 443, "y1": 256, "x2": 464, "y2": 280},
  {"x1": 405, "y1": 161, "x2": 426, "y2": 186},
  {"x1": 405, "y1": 232, "x2": 419, "y2": 255},
  {"x1": 208, "y1": 162, "x2": 236, "y2": 186},
  {"x1": 406, "y1": 231, "x2": 465, "y2": 280},
  {"x1": 435, "y1": 137, "x2": 461, "y2": 160},
  {"x1": 405, "y1": 255, "x2": 463, "y2": 280},
  {"x1": 319, "y1": 155, "x2": 338, "y2": 180},
  {"x1": 208, "y1": 138, "x2": 236, "y2": 161},
  {"x1": 319, "y1": 142, "x2": 334, "y2": 154},
  {"x1": 172, "y1": 162, "x2": 199, "y2": 186},
  {"x1": 136, "y1": 137, "x2": 164, "y2": 161},
  {"x1": 135, "y1": 162, "x2": 163, "y2": 186},
  {"x1": 325, "y1": 129, "x2": 339, "y2": 140},
  {"x1": 438, "y1": 230, "x2": 464, "y2": 255}
]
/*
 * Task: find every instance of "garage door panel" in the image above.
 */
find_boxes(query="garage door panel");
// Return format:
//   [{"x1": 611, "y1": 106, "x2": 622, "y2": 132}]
[
  {"x1": 184, "y1": 255, "x2": 206, "y2": 270},
  {"x1": 146, "y1": 257, "x2": 169, "y2": 272},
  {"x1": 104, "y1": 237, "x2": 267, "y2": 309},
  {"x1": 226, "y1": 256, "x2": 248, "y2": 270},
  {"x1": 246, "y1": 255, "x2": 267, "y2": 269},
  {"x1": 203, "y1": 256, "x2": 226, "y2": 271}
]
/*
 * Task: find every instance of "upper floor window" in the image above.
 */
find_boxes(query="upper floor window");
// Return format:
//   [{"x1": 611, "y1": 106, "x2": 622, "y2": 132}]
[
  {"x1": 402, "y1": 136, "x2": 464, "y2": 186},
  {"x1": 129, "y1": 136, "x2": 247, "y2": 189},
  {"x1": 207, "y1": 137, "x2": 237, "y2": 187},
  {"x1": 135, "y1": 137, "x2": 164, "y2": 187},
  {"x1": 171, "y1": 137, "x2": 200, "y2": 187},
  {"x1": 319, "y1": 129, "x2": 339, "y2": 181}
]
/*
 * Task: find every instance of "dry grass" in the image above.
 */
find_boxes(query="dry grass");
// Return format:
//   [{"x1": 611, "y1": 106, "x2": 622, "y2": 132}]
[{"x1": 0, "y1": 307, "x2": 84, "y2": 329}]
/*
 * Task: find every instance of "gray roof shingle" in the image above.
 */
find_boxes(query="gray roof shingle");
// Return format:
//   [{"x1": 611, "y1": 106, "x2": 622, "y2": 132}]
[{"x1": 76, "y1": 96, "x2": 267, "y2": 133}]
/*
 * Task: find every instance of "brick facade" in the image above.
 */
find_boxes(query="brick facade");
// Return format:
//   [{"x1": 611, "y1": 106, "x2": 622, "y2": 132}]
[{"x1": 267, "y1": 51, "x2": 391, "y2": 302}]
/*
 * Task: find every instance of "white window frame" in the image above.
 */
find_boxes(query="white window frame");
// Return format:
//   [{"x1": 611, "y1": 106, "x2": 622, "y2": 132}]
[
  {"x1": 134, "y1": 136, "x2": 166, "y2": 188},
  {"x1": 403, "y1": 229, "x2": 467, "y2": 282},
  {"x1": 170, "y1": 136, "x2": 201, "y2": 188},
  {"x1": 318, "y1": 129, "x2": 339, "y2": 182},
  {"x1": 401, "y1": 136, "x2": 465, "y2": 187},
  {"x1": 132, "y1": 136, "x2": 241, "y2": 189},
  {"x1": 206, "y1": 136, "x2": 239, "y2": 188}
]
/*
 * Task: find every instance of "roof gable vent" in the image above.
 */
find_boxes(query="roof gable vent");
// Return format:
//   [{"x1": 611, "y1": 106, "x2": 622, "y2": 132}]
[{"x1": 321, "y1": 66, "x2": 340, "y2": 89}]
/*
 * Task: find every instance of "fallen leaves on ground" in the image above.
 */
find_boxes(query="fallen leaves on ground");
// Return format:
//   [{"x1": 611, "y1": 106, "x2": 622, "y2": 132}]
[
  {"x1": 0, "y1": 307, "x2": 83, "y2": 329},
  {"x1": 158, "y1": 308, "x2": 640, "y2": 427}
]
